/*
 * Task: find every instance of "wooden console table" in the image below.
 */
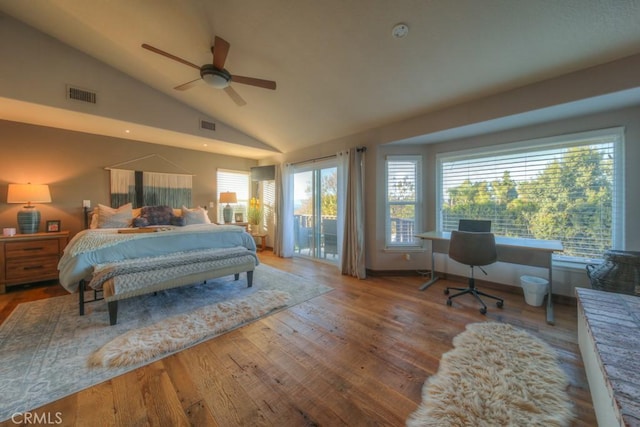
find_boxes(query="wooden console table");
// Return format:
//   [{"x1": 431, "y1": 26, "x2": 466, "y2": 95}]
[{"x1": 252, "y1": 233, "x2": 267, "y2": 252}]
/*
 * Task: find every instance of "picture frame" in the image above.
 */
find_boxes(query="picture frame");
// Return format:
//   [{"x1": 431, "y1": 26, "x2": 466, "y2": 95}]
[
  {"x1": 46, "y1": 220, "x2": 61, "y2": 233},
  {"x1": 234, "y1": 213, "x2": 243, "y2": 222}
]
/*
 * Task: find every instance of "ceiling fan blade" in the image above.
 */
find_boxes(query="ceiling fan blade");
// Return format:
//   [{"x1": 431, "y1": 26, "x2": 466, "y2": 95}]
[
  {"x1": 212, "y1": 36, "x2": 230, "y2": 70},
  {"x1": 231, "y1": 75, "x2": 277, "y2": 90},
  {"x1": 224, "y1": 86, "x2": 247, "y2": 107},
  {"x1": 141, "y1": 43, "x2": 200, "y2": 70},
  {"x1": 174, "y1": 78, "x2": 202, "y2": 91}
]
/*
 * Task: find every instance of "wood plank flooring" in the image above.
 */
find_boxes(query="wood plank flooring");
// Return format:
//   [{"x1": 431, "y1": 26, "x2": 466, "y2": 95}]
[{"x1": 0, "y1": 252, "x2": 597, "y2": 426}]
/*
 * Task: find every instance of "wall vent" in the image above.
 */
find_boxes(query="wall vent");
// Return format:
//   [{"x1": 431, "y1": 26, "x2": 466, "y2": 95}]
[
  {"x1": 200, "y1": 120, "x2": 216, "y2": 131},
  {"x1": 66, "y1": 85, "x2": 97, "y2": 104}
]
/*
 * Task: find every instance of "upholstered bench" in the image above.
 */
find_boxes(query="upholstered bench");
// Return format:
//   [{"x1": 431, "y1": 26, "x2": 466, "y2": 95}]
[{"x1": 78, "y1": 247, "x2": 258, "y2": 325}]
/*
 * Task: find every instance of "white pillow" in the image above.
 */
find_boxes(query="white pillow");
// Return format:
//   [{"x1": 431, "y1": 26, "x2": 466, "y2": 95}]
[
  {"x1": 181, "y1": 206, "x2": 211, "y2": 225},
  {"x1": 96, "y1": 203, "x2": 133, "y2": 228},
  {"x1": 89, "y1": 213, "x2": 99, "y2": 229}
]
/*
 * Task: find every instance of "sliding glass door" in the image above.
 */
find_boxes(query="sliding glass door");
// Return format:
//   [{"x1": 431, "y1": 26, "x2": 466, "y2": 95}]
[{"x1": 293, "y1": 161, "x2": 338, "y2": 261}]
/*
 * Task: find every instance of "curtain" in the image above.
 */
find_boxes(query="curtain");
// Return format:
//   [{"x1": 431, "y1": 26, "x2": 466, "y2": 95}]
[
  {"x1": 339, "y1": 148, "x2": 366, "y2": 278},
  {"x1": 274, "y1": 163, "x2": 294, "y2": 257}
]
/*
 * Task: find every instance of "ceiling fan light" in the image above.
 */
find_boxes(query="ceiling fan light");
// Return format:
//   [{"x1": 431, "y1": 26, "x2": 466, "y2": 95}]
[
  {"x1": 202, "y1": 72, "x2": 229, "y2": 88},
  {"x1": 201, "y1": 65, "x2": 230, "y2": 89}
]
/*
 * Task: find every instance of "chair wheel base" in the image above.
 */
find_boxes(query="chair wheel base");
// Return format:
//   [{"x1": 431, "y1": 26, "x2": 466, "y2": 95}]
[
  {"x1": 446, "y1": 298, "x2": 452, "y2": 306},
  {"x1": 480, "y1": 307, "x2": 487, "y2": 315},
  {"x1": 496, "y1": 301, "x2": 504, "y2": 308},
  {"x1": 444, "y1": 289, "x2": 450, "y2": 295}
]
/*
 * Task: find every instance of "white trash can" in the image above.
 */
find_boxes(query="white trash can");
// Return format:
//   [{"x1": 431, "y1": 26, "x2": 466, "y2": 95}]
[{"x1": 520, "y1": 275, "x2": 548, "y2": 306}]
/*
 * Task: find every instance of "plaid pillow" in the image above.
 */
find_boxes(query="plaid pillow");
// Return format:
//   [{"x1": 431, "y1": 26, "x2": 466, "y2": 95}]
[{"x1": 141, "y1": 205, "x2": 173, "y2": 225}]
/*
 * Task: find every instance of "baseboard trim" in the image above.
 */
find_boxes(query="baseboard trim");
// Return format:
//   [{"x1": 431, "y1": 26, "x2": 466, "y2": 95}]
[
  {"x1": 366, "y1": 269, "x2": 426, "y2": 277},
  {"x1": 365, "y1": 269, "x2": 576, "y2": 306}
]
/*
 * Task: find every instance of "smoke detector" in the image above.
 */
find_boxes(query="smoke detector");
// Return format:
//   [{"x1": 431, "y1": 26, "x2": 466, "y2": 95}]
[{"x1": 392, "y1": 23, "x2": 409, "y2": 39}]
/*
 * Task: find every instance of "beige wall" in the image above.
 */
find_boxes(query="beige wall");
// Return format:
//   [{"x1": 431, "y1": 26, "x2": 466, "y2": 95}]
[{"x1": 0, "y1": 120, "x2": 257, "y2": 238}]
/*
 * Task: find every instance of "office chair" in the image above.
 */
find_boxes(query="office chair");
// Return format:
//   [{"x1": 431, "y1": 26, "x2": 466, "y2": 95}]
[
  {"x1": 444, "y1": 230, "x2": 504, "y2": 314},
  {"x1": 458, "y1": 219, "x2": 491, "y2": 232}
]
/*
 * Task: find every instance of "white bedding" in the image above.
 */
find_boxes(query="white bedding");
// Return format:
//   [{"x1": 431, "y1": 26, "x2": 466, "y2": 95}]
[{"x1": 58, "y1": 224, "x2": 257, "y2": 292}]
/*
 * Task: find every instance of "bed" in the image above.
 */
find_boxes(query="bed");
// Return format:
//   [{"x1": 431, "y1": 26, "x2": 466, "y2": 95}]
[{"x1": 58, "y1": 204, "x2": 259, "y2": 324}]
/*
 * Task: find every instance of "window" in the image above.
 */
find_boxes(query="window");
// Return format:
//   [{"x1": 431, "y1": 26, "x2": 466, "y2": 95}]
[
  {"x1": 386, "y1": 155, "x2": 422, "y2": 247},
  {"x1": 437, "y1": 128, "x2": 624, "y2": 262},
  {"x1": 217, "y1": 169, "x2": 250, "y2": 222}
]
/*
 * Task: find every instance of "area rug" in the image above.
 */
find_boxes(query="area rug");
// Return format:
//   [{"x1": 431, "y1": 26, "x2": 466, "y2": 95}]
[
  {"x1": 0, "y1": 264, "x2": 331, "y2": 422},
  {"x1": 406, "y1": 322, "x2": 574, "y2": 427}
]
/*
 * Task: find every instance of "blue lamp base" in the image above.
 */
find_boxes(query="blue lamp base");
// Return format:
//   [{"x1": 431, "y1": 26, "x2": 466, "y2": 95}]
[
  {"x1": 223, "y1": 204, "x2": 233, "y2": 223},
  {"x1": 17, "y1": 206, "x2": 40, "y2": 234}
]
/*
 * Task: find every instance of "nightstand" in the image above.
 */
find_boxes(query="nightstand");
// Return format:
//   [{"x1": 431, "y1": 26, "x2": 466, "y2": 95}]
[
  {"x1": 0, "y1": 231, "x2": 69, "y2": 293},
  {"x1": 251, "y1": 232, "x2": 267, "y2": 252}
]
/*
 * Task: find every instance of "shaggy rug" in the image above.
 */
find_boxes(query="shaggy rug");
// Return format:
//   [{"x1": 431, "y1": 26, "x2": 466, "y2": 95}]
[
  {"x1": 0, "y1": 264, "x2": 331, "y2": 422},
  {"x1": 406, "y1": 322, "x2": 574, "y2": 427}
]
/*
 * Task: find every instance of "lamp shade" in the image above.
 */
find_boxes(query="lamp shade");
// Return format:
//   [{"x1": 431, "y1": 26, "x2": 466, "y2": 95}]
[
  {"x1": 7, "y1": 183, "x2": 51, "y2": 234},
  {"x1": 7, "y1": 184, "x2": 52, "y2": 205},
  {"x1": 219, "y1": 192, "x2": 237, "y2": 204}
]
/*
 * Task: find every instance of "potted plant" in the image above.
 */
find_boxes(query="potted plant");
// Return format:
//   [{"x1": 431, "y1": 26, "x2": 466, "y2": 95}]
[{"x1": 247, "y1": 197, "x2": 262, "y2": 233}]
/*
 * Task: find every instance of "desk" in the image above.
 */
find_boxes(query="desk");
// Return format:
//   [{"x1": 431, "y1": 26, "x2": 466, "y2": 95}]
[{"x1": 416, "y1": 231, "x2": 563, "y2": 325}]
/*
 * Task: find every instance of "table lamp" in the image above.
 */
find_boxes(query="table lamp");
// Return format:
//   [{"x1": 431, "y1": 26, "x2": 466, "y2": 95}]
[
  {"x1": 7, "y1": 183, "x2": 52, "y2": 234},
  {"x1": 219, "y1": 191, "x2": 237, "y2": 223}
]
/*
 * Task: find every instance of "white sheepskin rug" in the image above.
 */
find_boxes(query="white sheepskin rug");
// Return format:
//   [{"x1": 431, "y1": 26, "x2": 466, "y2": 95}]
[
  {"x1": 406, "y1": 322, "x2": 574, "y2": 427},
  {"x1": 89, "y1": 289, "x2": 290, "y2": 368}
]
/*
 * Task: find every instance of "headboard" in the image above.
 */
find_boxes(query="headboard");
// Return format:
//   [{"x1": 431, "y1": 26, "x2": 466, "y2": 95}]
[{"x1": 83, "y1": 206, "x2": 91, "y2": 229}]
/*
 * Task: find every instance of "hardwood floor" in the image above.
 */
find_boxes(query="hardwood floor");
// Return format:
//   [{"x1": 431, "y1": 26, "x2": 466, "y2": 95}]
[{"x1": 0, "y1": 252, "x2": 597, "y2": 426}]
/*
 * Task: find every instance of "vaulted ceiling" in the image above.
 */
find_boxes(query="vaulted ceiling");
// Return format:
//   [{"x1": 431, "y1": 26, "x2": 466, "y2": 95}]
[{"x1": 1, "y1": 0, "x2": 640, "y2": 158}]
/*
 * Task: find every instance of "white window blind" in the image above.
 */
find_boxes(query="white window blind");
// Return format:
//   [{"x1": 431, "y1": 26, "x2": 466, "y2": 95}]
[
  {"x1": 217, "y1": 169, "x2": 250, "y2": 222},
  {"x1": 437, "y1": 128, "x2": 624, "y2": 262},
  {"x1": 386, "y1": 155, "x2": 422, "y2": 247},
  {"x1": 261, "y1": 180, "x2": 276, "y2": 232}
]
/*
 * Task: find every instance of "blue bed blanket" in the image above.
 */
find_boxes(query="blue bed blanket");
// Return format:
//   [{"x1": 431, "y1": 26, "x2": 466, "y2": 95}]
[{"x1": 58, "y1": 224, "x2": 257, "y2": 292}]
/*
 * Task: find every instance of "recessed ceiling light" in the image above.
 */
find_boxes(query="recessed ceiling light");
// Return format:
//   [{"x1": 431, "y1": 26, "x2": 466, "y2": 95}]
[
  {"x1": 392, "y1": 23, "x2": 409, "y2": 39},
  {"x1": 124, "y1": 129, "x2": 130, "y2": 134}
]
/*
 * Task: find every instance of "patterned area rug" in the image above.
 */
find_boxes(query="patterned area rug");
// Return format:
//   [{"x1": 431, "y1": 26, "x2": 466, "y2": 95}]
[
  {"x1": 406, "y1": 322, "x2": 574, "y2": 427},
  {"x1": 0, "y1": 264, "x2": 331, "y2": 422}
]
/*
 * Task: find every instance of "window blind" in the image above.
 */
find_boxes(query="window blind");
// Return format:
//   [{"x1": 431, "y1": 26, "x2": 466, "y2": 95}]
[
  {"x1": 437, "y1": 128, "x2": 624, "y2": 262},
  {"x1": 217, "y1": 169, "x2": 250, "y2": 222},
  {"x1": 386, "y1": 155, "x2": 421, "y2": 246}
]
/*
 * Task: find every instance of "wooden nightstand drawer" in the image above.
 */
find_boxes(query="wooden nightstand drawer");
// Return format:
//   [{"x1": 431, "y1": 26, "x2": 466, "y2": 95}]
[
  {"x1": 5, "y1": 239, "x2": 60, "y2": 258},
  {"x1": 6, "y1": 256, "x2": 59, "y2": 281},
  {"x1": 0, "y1": 231, "x2": 69, "y2": 293}
]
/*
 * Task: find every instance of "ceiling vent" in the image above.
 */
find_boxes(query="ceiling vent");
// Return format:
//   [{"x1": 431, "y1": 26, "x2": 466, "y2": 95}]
[
  {"x1": 66, "y1": 85, "x2": 97, "y2": 104},
  {"x1": 200, "y1": 119, "x2": 216, "y2": 132}
]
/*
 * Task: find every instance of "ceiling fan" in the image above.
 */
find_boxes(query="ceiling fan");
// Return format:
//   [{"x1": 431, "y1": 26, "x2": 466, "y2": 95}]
[{"x1": 141, "y1": 36, "x2": 276, "y2": 107}]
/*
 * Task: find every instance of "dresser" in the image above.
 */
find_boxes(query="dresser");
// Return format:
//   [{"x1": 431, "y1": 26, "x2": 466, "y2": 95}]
[{"x1": 0, "y1": 231, "x2": 69, "y2": 293}]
